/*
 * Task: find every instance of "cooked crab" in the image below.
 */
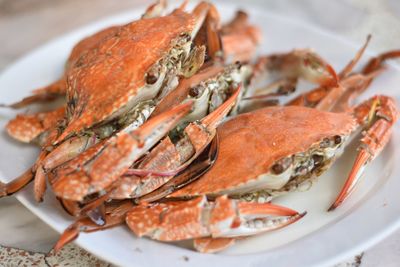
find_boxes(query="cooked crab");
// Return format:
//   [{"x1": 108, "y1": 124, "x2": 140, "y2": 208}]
[
  {"x1": 3, "y1": 0, "x2": 168, "y2": 109},
  {"x1": 49, "y1": 90, "x2": 240, "y2": 251},
  {"x1": 166, "y1": 93, "x2": 398, "y2": 210},
  {"x1": 1, "y1": 1, "x2": 222, "y2": 201}
]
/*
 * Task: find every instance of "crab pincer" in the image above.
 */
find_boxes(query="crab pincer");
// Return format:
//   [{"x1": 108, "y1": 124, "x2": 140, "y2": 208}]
[
  {"x1": 51, "y1": 101, "x2": 193, "y2": 201},
  {"x1": 126, "y1": 195, "x2": 305, "y2": 253},
  {"x1": 240, "y1": 49, "x2": 339, "y2": 112}
]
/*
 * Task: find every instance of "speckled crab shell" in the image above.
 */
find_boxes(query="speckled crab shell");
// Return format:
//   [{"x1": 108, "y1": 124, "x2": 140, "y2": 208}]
[
  {"x1": 57, "y1": 9, "x2": 197, "y2": 142},
  {"x1": 66, "y1": 26, "x2": 120, "y2": 70},
  {"x1": 171, "y1": 105, "x2": 357, "y2": 198}
]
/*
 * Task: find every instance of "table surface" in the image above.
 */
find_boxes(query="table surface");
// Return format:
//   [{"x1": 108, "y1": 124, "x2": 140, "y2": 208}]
[{"x1": 1, "y1": 0, "x2": 400, "y2": 266}]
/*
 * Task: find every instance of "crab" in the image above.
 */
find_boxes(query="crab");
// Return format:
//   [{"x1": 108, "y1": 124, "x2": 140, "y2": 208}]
[
  {"x1": 6, "y1": 107, "x2": 65, "y2": 146},
  {"x1": 51, "y1": 85, "x2": 240, "y2": 203},
  {"x1": 154, "y1": 44, "x2": 400, "y2": 207},
  {"x1": 124, "y1": 90, "x2": 397, "y2": 253},
  {"x1": 4, "y1": 8, "x2": 261, "y2": 148},
  {"x1": 49, "y1": 46, "x2": 341, "y2": 247},
  {"x1": 2, "y1": 0, "x2": 399, "y2": 255},
  {"x1": 3, "y1": 0, "x2": 168, "y2": 109},
  {"x1": 53, "y1": 200, "x2": 135, "y2": 253},
  {"x1": 47, "y1": 45, "x2": 370, "y2": 252},
  {"x1": 50, "y1": 90, "x2": 240, "y2": 251},
  {"x1": 48, "y1": 41, "x2": 369, "y2": 241},
  {"x1": 53, "y1": 45, "x2": 345, "y2": 205},
  {"x1": 2, "y1": 43, "x2": 341, "y2": 206},
  {"x1": 116, "y1": 44, "x2": 399, "y2": 253},
  {"x1": 165, "y1": 94, "x2": 397, "y2": 204},
  {"x1": 1, "y1": 1, "x2": 224, "y2": 201},
  {"x1": 122, "y1": 38, "x2": 387, "y2": 204}
]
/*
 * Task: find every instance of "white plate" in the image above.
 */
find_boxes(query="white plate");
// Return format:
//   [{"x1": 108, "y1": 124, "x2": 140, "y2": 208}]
[{"x1": 1, "y1": 1, "x2": 400, "y2": 267}]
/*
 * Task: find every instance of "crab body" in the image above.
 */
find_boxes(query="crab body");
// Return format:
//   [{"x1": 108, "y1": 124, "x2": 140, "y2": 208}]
[
  {"x1": 59, "y1": 9, "x2": 202, "y2": 142},
  {"x1": 171, "y1": 105, "x2": 356, "y2": 201}
]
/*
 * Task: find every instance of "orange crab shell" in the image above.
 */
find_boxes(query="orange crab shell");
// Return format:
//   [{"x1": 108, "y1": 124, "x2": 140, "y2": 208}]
[
  {"x1": 66, "y1": 26, "x2": 120, "y2": 70},
  {"x1": 127, "y1": 197, "x2": 210, "y2": 241},
  {"x1": 171, "y1": 105, "x2": 357, "y2": 198},
  {"x1": 58, "y1": 10, "x2": 197, "y2": 142}
]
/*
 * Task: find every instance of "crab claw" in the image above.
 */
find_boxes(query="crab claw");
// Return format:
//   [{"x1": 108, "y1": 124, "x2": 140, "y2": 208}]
[
  {"x1": 1, "y1": 79, "x2": 65, "y2": 109},
  {"x1": 253, "y1": 49, "x2": 338, "y2": 88},
  {"x1": 52, "y1": 101, "x2": 193, "y2": 201},
  {"x1": 218, "y1": 197, "x2": 305, "y2": 238},
  {"x1": 329, "y1": 96, "x2": 399, "y2": 211},
  {"x1": 328, "y1": 149, "x2": 370, "y2": 211},
  {"x1": 6, "y1": 107, "x2": 65, "y2": 144},
  {"x1": 126, "y1": 195, "x2": 305, "y2": 248}
]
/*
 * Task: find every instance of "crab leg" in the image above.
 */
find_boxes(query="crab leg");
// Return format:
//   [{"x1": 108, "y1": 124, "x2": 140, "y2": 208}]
[
  {"x1": 251, "y1": 49, "x2": 338, "y2": 89},
  {"x1": 0, "y1": 79, "x2": 66, "y2": 109},
  {"x1": 51, "y1": 101, "x2": 193, "y2": 201},
  {"x1": 338, "y1": 35, "x2": 371, "y2": 79},
  {"x1": 362, "y1": 50, "x2": 400, "y2": 76},
  {"x1": 57, "y1": 179, "x2": 121, "y2": 217},
  {"x1": 220, "y1": 11, "x2": 262, "y2": 63},
  {"x1": 319, "y1": 49, "x2": 400, "y2": 111},
  {"x1": 126, "y1": 195, "x2": 304, "y2": 251},
  {"x1": 328, "y1": 95, "x2": 399, "y2": 211},
  {"x1": 286, "y1": 36, "x2": 371, "y2": 109},
  {"x1": 0, "y1": 169, "x2": 34, "y2": 197},
  {"x1": 288, "y1": 49, "x2": 399, "y2": 111},
  {"x1": 53, "y1": 200, "x2": 134, "y2": 253},
  {"x1": 240, "y1": 49, "x2": 338, "y2": 112},
  {"x1": 314, "y1": 70, "x2": 383, "y2": 112},
  {"x1": 0, "y1": 150, "x2": 49, "y2": 197}
]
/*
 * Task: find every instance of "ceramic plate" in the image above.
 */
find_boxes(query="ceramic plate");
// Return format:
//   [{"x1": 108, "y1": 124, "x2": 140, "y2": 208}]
[{"x1": 1, "y1": 1, "x2": 400, "y2": 267}]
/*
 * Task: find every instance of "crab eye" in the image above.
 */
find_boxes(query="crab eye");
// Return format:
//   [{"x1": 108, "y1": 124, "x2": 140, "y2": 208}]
[
  {"x1": 271, "y1": 157, "x2": 293, "y2": 175},
  {"x1": 320, "y1": 135, "x2": 342, "y2": 148},
  {"x1": 188, "y1": 85, "x2": 203, "y2": 98},
  {"x1": 334, "y1": 135, "x2": 342, "y2": 145},
  {"x1": 145, "y1": 72, "x2": 158, "y2": 85}
]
